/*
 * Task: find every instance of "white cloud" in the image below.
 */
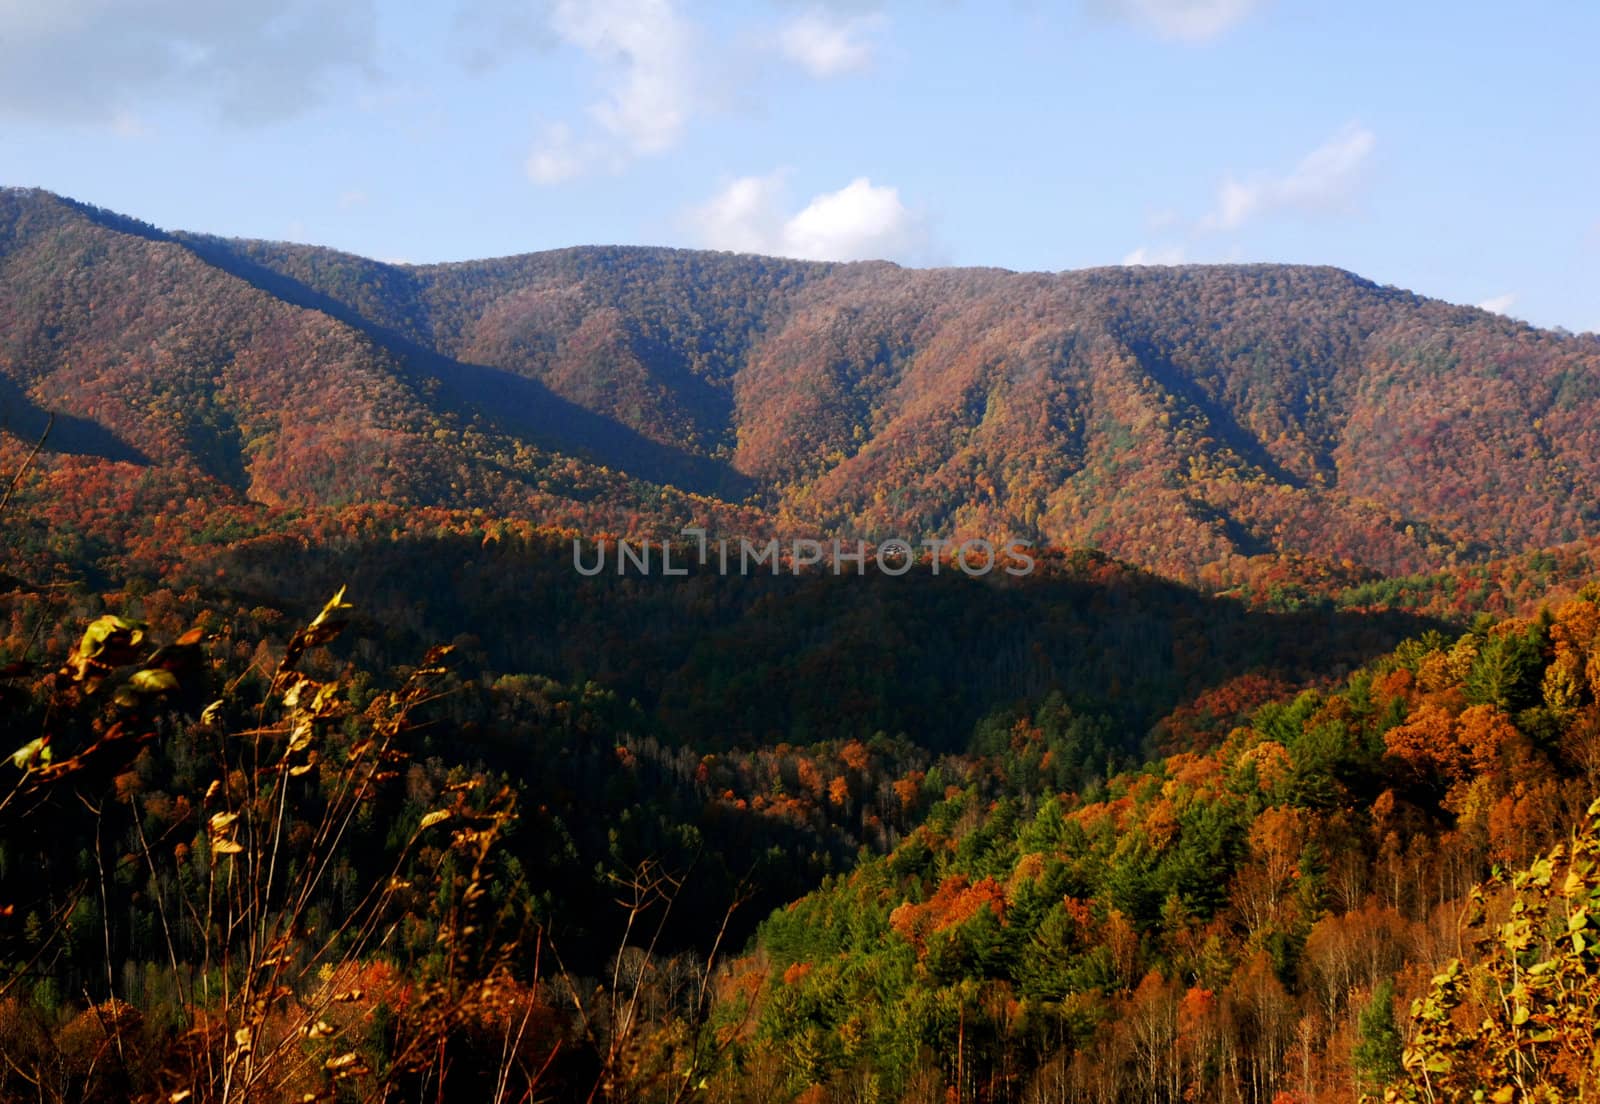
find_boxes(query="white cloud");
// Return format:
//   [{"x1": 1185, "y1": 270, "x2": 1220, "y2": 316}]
[
  {"x1": 0, "y1": 0, "x2": 376, "y2": 125},
  {"x1": 525, "y1": 0, "x2": 696, "y2": 182},
  {"x1": 689, "y1": 173, "x2": 791, "y2": 254},
  {"x1": 777, "y1": 8, "x2": 885, "y2": 77},
  {"x1": 1477, "y1": 293, "x2": 1518, "y2": 316},
  {"x1": 1095, "y1": 0, "x2": 1264, "y2": 43},
  {"x1": 525, "y1": 122, "x2": 594, "y2": 184},
  {"x1": 1122, "y1": 244, "x2": 1187, "y2": 265},
  {"x1": 1202, "y1": 122, "x2": 1375, "y2": 230},
  {"x1": 689, "y1": 172, "x2": 931, "y2": 263},
  {"x1": 785, "y1": 178, "x2": 924, "y2": 260}
]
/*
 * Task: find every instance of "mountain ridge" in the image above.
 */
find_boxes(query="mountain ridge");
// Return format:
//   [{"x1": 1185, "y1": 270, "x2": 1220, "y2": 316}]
[{"x1": 4, "y1": 187, "x2": 1599, "y2": 582}]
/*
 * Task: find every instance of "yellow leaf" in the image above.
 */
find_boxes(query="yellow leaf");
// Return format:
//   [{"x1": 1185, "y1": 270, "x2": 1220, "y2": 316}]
[
  {"x1": 78, "y1": 616, "x2": 145, "y2": 661},
  {"x1": 287, "y1": 720, "x2": 314, "y2": 755},
  {"x1": 311, "y1": 682, "x2": 341, "y2": 714},
  {"x1": 125, "y1": 669, "x2": 179, "y2": 694},
  {"x1": 282, "y1": 678, "x2": 311, "y2": 710},
  {"x1": 10, "y1": 737, "x2": 51, "y2": 770},
  {"x1": 419, "y1": 810, "x2": 451, "y2": 830},
  {"x1": 310, "y1": 588, "x2": 351, "y2": 631}
]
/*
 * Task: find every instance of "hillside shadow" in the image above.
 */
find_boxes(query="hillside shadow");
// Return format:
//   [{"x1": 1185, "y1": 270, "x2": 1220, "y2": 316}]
[
  {"x1": 170, "y1": 234, "x2": 757, "y2": 501},
  {"x1": 1115, "y1": 330, "x2": 1312, "y2": 491},
  {"x1": 211, "y1": 533, "x2": 1452, "y2": 754},
  {"x1": 0, "y1": 376, "x2": 148, "y2": 464}
]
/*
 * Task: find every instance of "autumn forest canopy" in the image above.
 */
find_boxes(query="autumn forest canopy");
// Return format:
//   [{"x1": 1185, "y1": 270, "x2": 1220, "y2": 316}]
[{"x1": 5, "y1": 187, "x2": 1600, "y2": 1102}]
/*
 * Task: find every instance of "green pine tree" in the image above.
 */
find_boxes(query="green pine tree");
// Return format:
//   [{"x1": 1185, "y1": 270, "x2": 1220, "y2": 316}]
[{"x1": 1353, "y1": 977, "x2": 1404, "y2": 1092}]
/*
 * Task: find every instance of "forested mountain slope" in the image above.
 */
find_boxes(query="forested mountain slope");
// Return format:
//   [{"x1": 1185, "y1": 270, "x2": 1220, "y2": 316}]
[{"x1": 5, "y1": 187, "x2": 1600, "y2": 581}]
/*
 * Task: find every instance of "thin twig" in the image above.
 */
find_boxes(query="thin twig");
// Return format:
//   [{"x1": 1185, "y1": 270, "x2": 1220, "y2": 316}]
[{"x1": 0, "y1": 411, "x2": 51, "y2": 517}]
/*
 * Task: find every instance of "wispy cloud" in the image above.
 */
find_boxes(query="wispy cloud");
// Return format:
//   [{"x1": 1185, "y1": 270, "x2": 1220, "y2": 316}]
[
  {"x1": 110, "y1": 108, "x2": 153, "y2": 139},
  {"x1": 0, "y1": 0, "x2": 377, "y2": 125},
  {"x1": 689, "y1": 172, "x2": 931, "y2": 263},
  {"x1": 1093, "y1": 0, "x2": 1266, "y2": 43},
  {"x1": 453, "y1": 0, "x2": 556, "y2": 72},
  {"x1": 1122, "y1": 244, "x2": 1187, "y2": 265},
  {"x1": 1144, "y1": 208, "x2": 1183, "y2": 233},
  {"x1": 525, "y1": 0, "x2": 697, "y2": 182},
  {"x1": 526, "y1": 122, "x2": 593, "y2": 185},
  {"x1": 1476, "y1": 293, "x2": 1518, "y2": 316},
  {"x1": 776, "y1": 8, "x2": 886, "y2": 77},
  {"x1": 1202, "y1": 122, "x2": 1375, "y2": 230}
]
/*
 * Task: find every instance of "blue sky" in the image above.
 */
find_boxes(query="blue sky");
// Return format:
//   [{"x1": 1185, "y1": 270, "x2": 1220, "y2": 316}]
[{"x1": 2, "y1": 1, "x2": 1595, "y2": 331}]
